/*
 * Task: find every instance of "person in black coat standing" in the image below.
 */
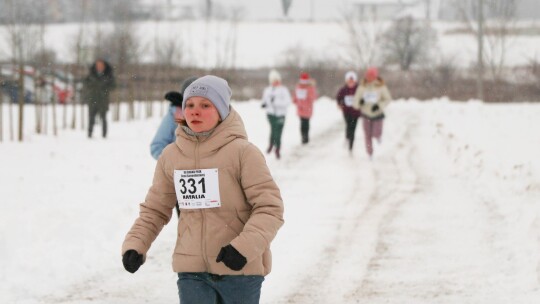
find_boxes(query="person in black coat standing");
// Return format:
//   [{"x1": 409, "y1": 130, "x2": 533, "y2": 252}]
[{"x1": 83, "y1": 59, "x2": 116, "y2": 138}]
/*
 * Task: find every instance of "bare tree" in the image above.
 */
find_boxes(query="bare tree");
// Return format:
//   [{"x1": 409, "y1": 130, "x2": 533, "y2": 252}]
[
  {"x1": 380, "y1": 16, "x2": 438, "y2": 71},
  {"x1": 454, "y1": 0, "x2": 519, "y2": 81},
  {"x1": 477, "y1": 0, "x2": 485, "y2": 101},
  {"x1": 2, "y1": 0, "x2": 43, "y2": 141},
  {"x1": 70, "y1": 0, "x2": 90, "y2": 130},
  {"x1": 31, "y1": 12, "x2": 56, "y2": 134},
  {"x1": 50, "y1": 67, "x2": 58, "y2": 136},
  {"x1": 340, "y1": 5, "x2": 385, "y2": 69},
  {"x1": 9, "y1": 83, "x2": 14, "y2": 140}
]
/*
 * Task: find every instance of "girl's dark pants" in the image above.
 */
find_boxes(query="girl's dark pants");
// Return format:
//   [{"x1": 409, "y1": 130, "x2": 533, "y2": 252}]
[{"x1": 177, "y1": 272, "x2": 264, "y2": 304}]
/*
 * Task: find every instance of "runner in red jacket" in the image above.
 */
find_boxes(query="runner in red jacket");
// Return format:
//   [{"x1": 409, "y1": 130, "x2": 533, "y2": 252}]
[{"x1": 293, "y1": 72, "x2": 318, "y2": 144}]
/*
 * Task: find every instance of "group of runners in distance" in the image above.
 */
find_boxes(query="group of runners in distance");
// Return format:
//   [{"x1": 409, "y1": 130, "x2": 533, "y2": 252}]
[{"x1": 117, "y1": 66, "x2": 391, "y2": 303}]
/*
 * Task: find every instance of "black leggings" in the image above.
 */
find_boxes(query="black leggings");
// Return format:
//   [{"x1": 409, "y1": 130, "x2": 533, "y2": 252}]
[
  {"x1": 343, "y1": 113, "x2": 359, "y2": 149},
  {"x1": 300, "y1": 118, "x2": 310, "y2": 143}
]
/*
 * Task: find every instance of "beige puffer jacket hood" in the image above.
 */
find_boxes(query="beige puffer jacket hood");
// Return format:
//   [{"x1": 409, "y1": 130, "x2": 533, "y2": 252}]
[{"x1": 122, "y1": 108, "x2": 285, "y2": 276}]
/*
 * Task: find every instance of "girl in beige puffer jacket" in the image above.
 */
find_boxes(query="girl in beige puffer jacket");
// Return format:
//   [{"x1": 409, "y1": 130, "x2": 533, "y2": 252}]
[
  {"x1": 122, "y1": 75, "x2": 284, "y2": 303},
  {"x1": 353, "y1": 67, "x2": 392, "y2": 158}
]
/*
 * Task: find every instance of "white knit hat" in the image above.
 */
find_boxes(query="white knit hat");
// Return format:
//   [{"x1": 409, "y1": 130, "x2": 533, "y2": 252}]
[
  {"x1": 268, "y1": 69, "x2": 281, "y2": 84},
  {"x1": 345, "y1": 71, "x2": 358, "y2": 82}
]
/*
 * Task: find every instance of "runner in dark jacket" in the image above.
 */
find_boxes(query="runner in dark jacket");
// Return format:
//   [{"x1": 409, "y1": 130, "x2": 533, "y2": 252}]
[{"x1": 336, "y1": 71, "x2": 361, "y2": 152}]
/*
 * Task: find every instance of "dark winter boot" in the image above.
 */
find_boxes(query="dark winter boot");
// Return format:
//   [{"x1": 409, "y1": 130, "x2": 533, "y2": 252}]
[
  {"x1": 266, "y1": 144, "x2": 273, "y2": 154},
  {"x1": 275, "y1": 147, "x2": 281, "y2": 159}
]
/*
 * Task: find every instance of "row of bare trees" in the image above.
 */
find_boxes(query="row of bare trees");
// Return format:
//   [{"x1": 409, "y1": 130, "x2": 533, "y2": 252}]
[
  {"x1": 0, "y1": 0, "x2": 242, "y2": 141},
  {"x1": 0, "y1": 0, "x2": 243, "y2": 142},
  {"x1": 341, "y1": 0, "x2": 520, "y2": 101}
]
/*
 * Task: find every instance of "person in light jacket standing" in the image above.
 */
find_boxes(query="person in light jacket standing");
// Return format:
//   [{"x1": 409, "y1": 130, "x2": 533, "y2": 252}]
[
  {"x1": 293, "y1": 72, "x2": 318, "y2": 144},
  {"x1": 122, "y1": 75, "x2": 284, "y2": 304},
  {"x1": 261, "y1": 69, "x2": 291, "y2": 159},
  {"x1": 353, "y1": 67, "x2": 392, "y2": 158},
  {"x1": 336, "y1": 71, "x2": 361, "y2": 152}
]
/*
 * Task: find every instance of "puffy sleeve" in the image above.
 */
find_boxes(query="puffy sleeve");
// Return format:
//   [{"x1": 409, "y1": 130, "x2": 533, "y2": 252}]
[
  {"x1": 352, "y1": 85, "x2": 365, "y2": 110},
  {"x1": 121, "y1": 154, "x2": 177, "y2": 259},
  {"x1": 230, "y1": 144, "x2": 285, "y2": 262},
  {"x1": 379, "y1": 85, "x2": 392, "y2": 110}
]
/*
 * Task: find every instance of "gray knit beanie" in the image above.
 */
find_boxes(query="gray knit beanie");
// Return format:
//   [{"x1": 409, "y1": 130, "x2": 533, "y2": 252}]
[{"x1": 182, "y1": 75, "x2": 232, "y2": 120}]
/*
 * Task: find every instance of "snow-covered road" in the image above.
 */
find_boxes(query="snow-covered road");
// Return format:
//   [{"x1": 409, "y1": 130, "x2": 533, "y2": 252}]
[{"x1": 1, "y1": 100, "x2": 539, "y2": 303}]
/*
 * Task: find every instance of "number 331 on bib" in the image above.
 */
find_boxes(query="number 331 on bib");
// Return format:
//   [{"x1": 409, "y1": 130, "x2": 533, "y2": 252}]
[{"x1": 173, "y1": 169, "x2": 221, "y2": 209}]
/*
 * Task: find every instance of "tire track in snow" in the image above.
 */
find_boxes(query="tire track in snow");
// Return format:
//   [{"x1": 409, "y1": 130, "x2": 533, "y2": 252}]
[
  {"x1": 347, "y1": 113, "x2": 540, "y2": 303},
  {"x1": 281, "y1": 116, "x2": 420, "y2": 303}
]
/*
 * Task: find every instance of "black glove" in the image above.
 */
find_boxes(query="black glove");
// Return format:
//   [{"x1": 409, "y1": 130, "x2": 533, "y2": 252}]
[
  {"x1": 122, "y1": 249, "x2": 144, "y2": 273},
  {"x1": 372, "y1": 104, "x2": 379, "y2": 112},
  {"x1": 261, "y1": 103, "x2": 267, "y2": 108},
  {"x1": 164, "y1": 91, "x2": 183, "y2": 107},
  {"x1": 359, "y1": 98, "x2": 365, "y2": 106},
  {"x1": 216, "y1": 245, "x2": 247, "y2": 271}
]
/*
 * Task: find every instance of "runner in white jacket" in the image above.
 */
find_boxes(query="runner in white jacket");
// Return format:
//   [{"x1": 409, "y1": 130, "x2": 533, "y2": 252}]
[{"x1": 261, "y1": 69, "x2": 292, "y2": 159}]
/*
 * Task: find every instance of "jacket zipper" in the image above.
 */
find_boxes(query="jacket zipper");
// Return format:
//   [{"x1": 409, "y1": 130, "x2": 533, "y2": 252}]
[{"x1": 195, "y1": 139, "x2": 210, "y2": 271}]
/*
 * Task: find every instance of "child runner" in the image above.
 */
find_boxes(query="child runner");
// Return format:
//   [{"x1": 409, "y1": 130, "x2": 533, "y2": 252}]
[
  {"x1": 261, "y1": 69, "x2": 292, "y2": 159},
  {"x1": 122, "y1": 75, "x2": 285, "y2": 304},
  {"x1": 353, "y1": 67, "x2": 392, "y2": 159},
  {"x1": 336, "y1": 71, "x2": 361, "y2": 152},
  {"x1": 292, "y1": 72, "x2": 318, "y2": 144}
]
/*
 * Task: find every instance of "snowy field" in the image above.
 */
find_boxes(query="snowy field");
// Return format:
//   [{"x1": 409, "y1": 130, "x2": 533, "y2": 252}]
[
  {"x1": 1, "y1": 20, "x2": 539, "y2": 69},
  {"x1": 1, "y1": 98, "x2": 540, "y2": 303}
]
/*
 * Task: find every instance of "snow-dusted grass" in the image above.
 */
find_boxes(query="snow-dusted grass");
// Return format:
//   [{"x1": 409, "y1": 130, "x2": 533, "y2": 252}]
[{"x1": 1, "y1": 99, "x2": 540, "y2": 303}]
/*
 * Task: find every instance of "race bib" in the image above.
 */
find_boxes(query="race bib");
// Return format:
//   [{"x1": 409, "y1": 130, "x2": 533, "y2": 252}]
[
  {"x1": 344, "y1": 95, "x2": 354, "y2": 107},
  {"x1": 295, "y1": 88, "x2": 307, "y2": 100},
  {"x1": 174, "y1": 169, "x2": 221, "y2": 209},
  {"x1": 363, "y1": 92, "x2": 379, "y2": 104}
]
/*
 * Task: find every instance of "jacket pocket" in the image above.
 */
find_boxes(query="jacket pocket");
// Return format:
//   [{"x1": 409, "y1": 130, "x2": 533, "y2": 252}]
[
  {"x1": 235, "y1": 209, "x2": 251, "y2": 225},
  {"x1": 226, "y1": 213, "x2": 245, "y2": 236},
  {"x1": 175, "y1": 213, "x2": 202, "y2": 256}
]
